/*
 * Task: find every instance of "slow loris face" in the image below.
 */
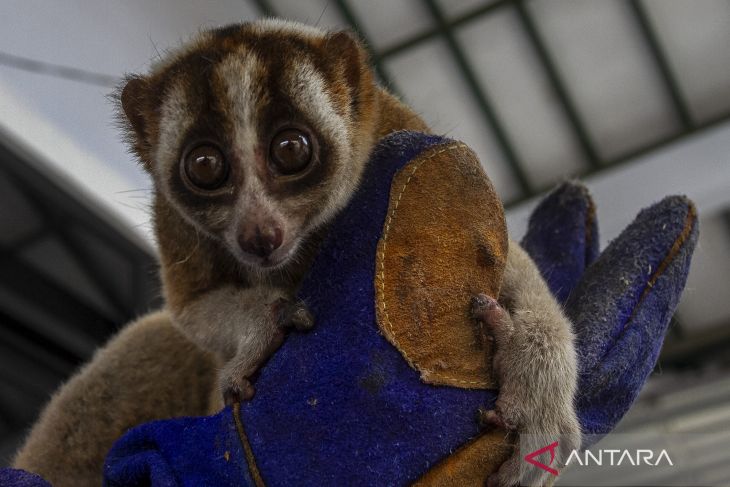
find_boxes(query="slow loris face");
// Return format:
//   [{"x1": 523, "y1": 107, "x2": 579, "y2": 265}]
[{"x1": 120, "y1": 20, "x2": 377, "y2": 269}]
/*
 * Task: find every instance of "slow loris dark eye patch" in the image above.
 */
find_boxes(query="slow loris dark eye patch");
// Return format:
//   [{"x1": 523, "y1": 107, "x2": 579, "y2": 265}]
[
  {"x1": 183, "y1": 144, "x2": 229, "y2": 190},
  {"x1": 257, "y1": 100, "x2": 329, "y2": 182},
  {"x1": 169, "y1": 123, "x2": 239, "y2": 212},
  {"x1": 269, "y1": 129, "x2": 313, "y2": 175}
]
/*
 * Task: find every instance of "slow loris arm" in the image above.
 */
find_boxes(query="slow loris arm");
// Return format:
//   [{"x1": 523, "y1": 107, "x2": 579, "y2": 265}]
[
  {"x1": 173, "y1": 284, "x2": 312, "y2": 404},
  {"x1": 473, "y1": 240, "x2": 581, "y2": 487}
]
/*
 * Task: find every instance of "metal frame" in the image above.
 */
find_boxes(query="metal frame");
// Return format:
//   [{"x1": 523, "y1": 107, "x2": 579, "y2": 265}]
[
  {"x1": 330, "y1": 0, "x2": 399, "y2": 91},
  {"x1": 351, "y1": 0, "x2": 730, "y2": 206},
  {"x1": 1, "y1": 0, "x2": 727, "y2": 205},
  {"x1": 0, "y1": 130, "x2": 162, "y2": 454},
  {"x1": 1, "y1": 0, "x2": 730, "y2": 454},
  {"x1": 513, "y1": 0, "x2": 600, "y2": 168},
  {"x1": 248, "y1": 0, "x2": 730, "y2": 372},
  {"x1": 628, "y1": 0, "x2": 693, "y2": 129},
  {"x1": 0, "y1": 131, "x2": 161, "y2": 372},
  {"x1": 421, "y1": 0, "x2": 532, "y2": 194}
]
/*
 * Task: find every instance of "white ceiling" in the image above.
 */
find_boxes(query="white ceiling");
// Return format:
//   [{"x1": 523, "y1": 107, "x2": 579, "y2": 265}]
[
  {"x1": 0, "y1": 0, "x2": 729, "y2": 365},
  {"x1": 1, "y1": 0, "x2": 730, "y2": 477}
]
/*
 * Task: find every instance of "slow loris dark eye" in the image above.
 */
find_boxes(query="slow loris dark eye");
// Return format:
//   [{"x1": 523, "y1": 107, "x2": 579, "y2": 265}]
[
  {"x1": 183, "y1": 144, "x2": 228, "y2": 190},
  {"x1": 269, "y1": 129, "x2": 312, "y2": 175}
]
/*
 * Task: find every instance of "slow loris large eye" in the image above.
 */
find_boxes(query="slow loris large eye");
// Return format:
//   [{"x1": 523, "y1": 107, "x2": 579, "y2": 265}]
[
  {"x1": 183, "y1": 144, "x2": 228, "y2": 190},
  {"x1": 269, "y1": 129, "x2": 312, "y2": 175}
]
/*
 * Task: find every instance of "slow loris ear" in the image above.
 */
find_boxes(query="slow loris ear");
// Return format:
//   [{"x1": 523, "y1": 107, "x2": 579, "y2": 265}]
[
  {"x1": 322, "y1": 30, "x2": 369, "y2": 90},
  {"x1": 119, "y1": 76, "x2": 150, "y2": 142}
]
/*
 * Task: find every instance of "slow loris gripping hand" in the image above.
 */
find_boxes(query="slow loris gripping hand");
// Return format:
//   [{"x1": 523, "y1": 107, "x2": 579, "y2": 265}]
[{"x1": 117, "y1": 19, "x2": 580, "y2": 486}]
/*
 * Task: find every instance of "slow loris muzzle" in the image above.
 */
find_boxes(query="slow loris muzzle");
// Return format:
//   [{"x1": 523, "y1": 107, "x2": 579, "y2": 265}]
[{"x1": 120, "y1": 24, "x2": 377, "y2": 270}]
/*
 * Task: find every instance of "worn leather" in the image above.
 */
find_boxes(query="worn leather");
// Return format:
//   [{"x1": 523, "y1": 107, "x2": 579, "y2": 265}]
[
  {"x1": 414, "y1": 430, "x2": 514, "y2": 486},
  {"x1": 375, "y1": 142, "x2": 507, "y2": 389}
]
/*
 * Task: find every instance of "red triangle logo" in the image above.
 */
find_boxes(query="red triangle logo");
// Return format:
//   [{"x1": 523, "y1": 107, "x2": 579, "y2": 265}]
[{"x1": 524, "y1": 441, "x2": 560, "y2": 476}]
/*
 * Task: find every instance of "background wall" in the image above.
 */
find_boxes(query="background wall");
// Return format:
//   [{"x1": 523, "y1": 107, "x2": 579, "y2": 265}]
[{"x1": 1, "y1": 1, "x2": 729, "y2": 483}]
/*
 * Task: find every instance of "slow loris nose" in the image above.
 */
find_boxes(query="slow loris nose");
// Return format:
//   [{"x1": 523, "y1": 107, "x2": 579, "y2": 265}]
[{"x1": 237, "y1": 223, "x2": 283, "y2": 258}]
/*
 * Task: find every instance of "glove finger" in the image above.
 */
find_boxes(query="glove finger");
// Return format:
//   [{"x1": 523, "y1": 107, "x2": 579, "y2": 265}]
[
  {"x1": 578, "y1": 224, "x2": 696, "y2": 441},
  {"x1": 577, "y1": 323, "x2": 644, "y2": 440},
  {"x1": 104, "y1": 408, "x2": 253, "y2": 486},
  {"x1": 521, "y1": 181, "x2": 599, "y2": 305},
  {"x1": 567, "y1": 196, "x2": 698, "y2": 439},
  {"x1": 0, "y1": 469, "x2": 52, "y2": 487}
]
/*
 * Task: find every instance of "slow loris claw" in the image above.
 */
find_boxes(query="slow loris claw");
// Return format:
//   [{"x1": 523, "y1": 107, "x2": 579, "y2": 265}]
[
  {"x1": 470, "y1": 284, "x2": 580, "y2": 487},
  {"x1": 471, "y1": 294, "x2": 519, "y2": 434},
  {"x1": 477, "y1": 407, "x2": 517, "y2": 432},
  {"x1": 470, "y1": 292, "x2": 499, "y2": 317},
  {"x1": 274, "y1": 298, "x2": 315, "y2": 332},
  {"x1": 220, "y1": 321, "x2": 287, "y2": 405},
  {"x1": 222, "y1": 376, "x2": 256, "y2": 406},
  {"x1": 471, "y1": 294, "x2": 512, "y2": 344}
]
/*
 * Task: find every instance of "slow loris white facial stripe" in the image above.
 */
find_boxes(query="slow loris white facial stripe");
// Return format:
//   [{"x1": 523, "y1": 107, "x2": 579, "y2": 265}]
[{"x1": 14, "y1": 19, "x2": 579, "y2": 487}]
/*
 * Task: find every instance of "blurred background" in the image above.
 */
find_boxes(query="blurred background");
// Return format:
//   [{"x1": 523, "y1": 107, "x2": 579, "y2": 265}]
[{"x1": 0, "y1": 0, "x2": 729, "y2": 483}]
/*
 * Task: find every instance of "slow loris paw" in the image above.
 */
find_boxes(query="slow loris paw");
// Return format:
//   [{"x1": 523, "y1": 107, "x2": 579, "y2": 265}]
[
  {"x1": 486, "y1": 453, "x2": 521, "y2": 487},
  {"x1": 486, "y1": 462, "x2": 517, "y2": 487},
  {"x1": 471, "y1": 292, "x2": 499, "y2": 319},
  {"x1": 221, "y1": 375, "x2": 256, "y2": 406},
  {"x1": 477, "y1": 407, "x2": 517, "y2": 432},
  {"x1": 274, "y1": 298, "x2": 315, "y2": 331},
  {"x1": 471, "y1": 293, "x2": 515, "y2": 345},
  {"x1": 487, "y1": 435, "x2": 560, "y2": 487},
  {"x1": 501, "y1": 426, "x2": 580, "y2": 487}
]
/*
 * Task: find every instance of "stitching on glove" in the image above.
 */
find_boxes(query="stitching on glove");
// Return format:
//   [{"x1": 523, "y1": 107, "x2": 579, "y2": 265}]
[
  {"x1": 617, "y1": 202, "x2": 697, "y2": 341},
  {"x1": 375, "y1": 142, "x2": 488, "y2": 387},
  {"x1": 232, "y1": 403, "x2": 266, "y2": 487}
]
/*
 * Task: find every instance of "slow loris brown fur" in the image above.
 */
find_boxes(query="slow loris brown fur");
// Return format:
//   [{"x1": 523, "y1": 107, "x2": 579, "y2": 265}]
[{"x1": 13, "y1": 19, "x2": 579, "y2": 487}]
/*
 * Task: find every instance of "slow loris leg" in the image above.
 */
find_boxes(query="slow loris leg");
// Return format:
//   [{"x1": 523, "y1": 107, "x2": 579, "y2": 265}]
[
  {"x1": 172, "y1": 285, "x2": 313, "y2": 404},
  {"x1": 472, "y1": 240, "x2": 581, "y2": 487}
]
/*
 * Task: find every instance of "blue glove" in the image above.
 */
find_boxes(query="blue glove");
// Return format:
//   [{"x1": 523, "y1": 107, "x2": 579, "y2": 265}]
[
  {"x1": 0, "y1": 469, "x2": 51, "y2": 487},
  {"x1": 0, "y1": 132, "x2": 697, "y2": 486},
  {"x1": 522, "y1": 182, "x2": 697, "y2": 445}
]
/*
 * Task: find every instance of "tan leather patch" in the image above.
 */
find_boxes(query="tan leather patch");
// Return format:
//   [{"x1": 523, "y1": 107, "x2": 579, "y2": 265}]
[
  {"x1": 375, "y1": 142, "x2": 508, "y2": 389},
  {"x1": 412, "y1": 429, "x2": 514, "y2": 486}
]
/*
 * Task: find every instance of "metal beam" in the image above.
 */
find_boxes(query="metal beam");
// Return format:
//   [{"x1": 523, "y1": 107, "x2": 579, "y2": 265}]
[
  {"x1": 0, "y1": 136, "x2": 155, "y2": 267},
  {"x1": 420, "y1": 0, "x2": 532, "y2": 196},
  {"x1": 331, "y1": 0, "x2": 399, "y2": 93},
  {"x1": 0, "y1": 133, "x2": 159, "y2": 315},
  {"x1": 377, "y1": 0, "x2": 512, "y2": 60},
  {"x1": 514, "y1": 0, "x2": 600, "y2": 168},
  {"x1": 0, "y1": 49, "x2": 117, "y2": 88},
  {"x1": 628, "y1": 0, "x2": 693, "y2": 129},
  {"x1": 599, "y1": 112, "x2": 730, "y2": 174},
  {"x1": 56, "y1": 225, "x2": 131, "y2": 320},
  {"x1": 0, "y1": 166, "x2": 129, "y2": 321},
  {"x1": 505, "y1": 110, "x2": 730, "y2": 209},
  {"x1": 0, "y1": 249, "x2": 116, "y2": 344}
]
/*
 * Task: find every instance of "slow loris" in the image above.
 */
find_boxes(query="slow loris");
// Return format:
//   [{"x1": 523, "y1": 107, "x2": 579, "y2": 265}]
[{"x1": 14, "y1": 19, "x2": 579, "y2": 487}]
